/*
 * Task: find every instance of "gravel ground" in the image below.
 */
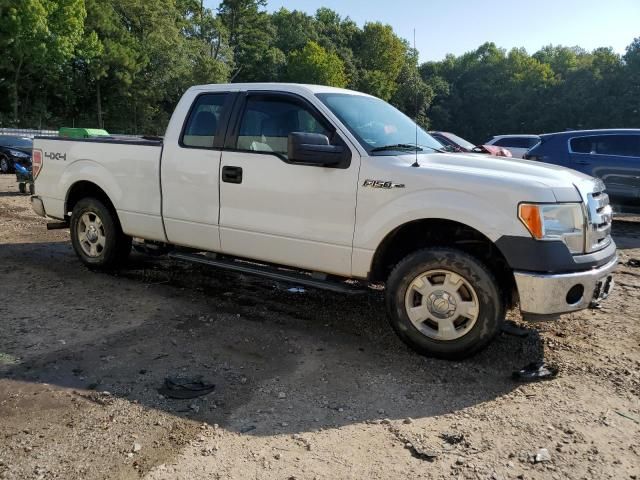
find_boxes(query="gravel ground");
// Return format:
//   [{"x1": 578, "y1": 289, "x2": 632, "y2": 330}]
[{"x1": 0, "y1": 175, "x2": 638, "y2": 480}]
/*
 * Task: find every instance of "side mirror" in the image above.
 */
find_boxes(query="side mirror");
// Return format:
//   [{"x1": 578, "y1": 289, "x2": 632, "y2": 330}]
[{"x1": 288, "y1": 132, "x2": 347, "y2": 166}]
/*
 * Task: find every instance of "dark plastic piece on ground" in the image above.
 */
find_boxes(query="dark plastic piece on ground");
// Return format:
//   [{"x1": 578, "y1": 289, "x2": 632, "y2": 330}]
[
  {"x1": 501, "y1": 320, "x2": 530, "y2": 337},
  {"x1": 512, "y1": 362, "x2": 559, "y2": 382},
  {"x1": 158, "y1": 376, "x2": 215, "y2": 399},
  {"x1": 627, "y1": 259, "x2": 640, "y2": 268}
]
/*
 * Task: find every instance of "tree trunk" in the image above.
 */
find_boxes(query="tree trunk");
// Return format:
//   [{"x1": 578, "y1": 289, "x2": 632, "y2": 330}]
[
  {"x1": 12, "y1": 58, "x2": 23, "y2": 124},
  {"x1": 96, "y1": 82, "x2": 103, "y2": 129}
]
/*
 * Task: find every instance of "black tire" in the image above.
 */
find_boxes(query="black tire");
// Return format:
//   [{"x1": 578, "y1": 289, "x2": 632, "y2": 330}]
[
  {"x1": 18, "y1": 183, "x2": 26, "y2": 194},
  {"x1": 0, "y1": 155, "x2": 12, "y2": 174},
  {"x1": 70, "y1": 197, "x2": 131, "y2": 270},
  {"x1": 385, "y1": 247, "x2": 504, "y2": 360},
  {"x1": 28, "y1": 183, "x2": 35, "y2": 195}
]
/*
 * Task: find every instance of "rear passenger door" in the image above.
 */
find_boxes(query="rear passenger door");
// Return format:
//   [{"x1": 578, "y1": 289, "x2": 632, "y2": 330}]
[
  {"x1": 218, "y1": 91, "x2": 360, "y2": 276},
  {"x1": 570, "y1": 134, "x2": 640, "y2": 208},
  {"x1": 161, "y1": 91, "x2": 236, "y2": 251}
]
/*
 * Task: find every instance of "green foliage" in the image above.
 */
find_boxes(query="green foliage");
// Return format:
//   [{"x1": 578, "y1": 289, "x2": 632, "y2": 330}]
[
  {"x1": 286, "y1": 41, "x2": 347, "y2": 87},
  {"x1": 423, "y1": 41, "x2": 639, "y2": 143},
  {"x1": 0, "y1": 0, "x2": 85, "y2": 123},
  {"x1": 353, "y1": 22, "x2": 406, "y2": 100},
  {"x1": 0, "y1": 1, "x2": 638, "y2": 138}
]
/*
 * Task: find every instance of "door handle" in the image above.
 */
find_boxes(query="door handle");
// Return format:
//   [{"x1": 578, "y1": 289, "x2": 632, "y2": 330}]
[{"x1": 222, "y1": 166, "x2": 243, "y2": 184}]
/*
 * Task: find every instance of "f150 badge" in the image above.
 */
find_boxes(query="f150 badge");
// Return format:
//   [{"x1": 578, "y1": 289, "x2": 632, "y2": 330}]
[
  {"x1": 45, "y1": 151, "x2": 67, "y2": 161},
  {"x1": 363, "y1": 179, "x2": 405, "y2": 189}
]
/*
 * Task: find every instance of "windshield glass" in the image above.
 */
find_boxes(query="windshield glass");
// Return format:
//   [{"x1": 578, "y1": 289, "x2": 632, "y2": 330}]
[
  {"x1": 443, "y1": 132, "x2": 476, "y2": 150},
  {"x1": 316, "y1": 93, "x2": 443, "y2": 153}
]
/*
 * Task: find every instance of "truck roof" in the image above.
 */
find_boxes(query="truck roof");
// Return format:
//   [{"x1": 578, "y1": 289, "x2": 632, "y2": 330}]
[{"x1": 188, "y1": 82, "x2": 372, "y2": 97}]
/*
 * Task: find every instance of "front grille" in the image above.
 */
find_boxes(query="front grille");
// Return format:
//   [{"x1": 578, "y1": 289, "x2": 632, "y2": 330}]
[{"x1": 585, "y1": 183, "x2": 612, "y2": 253}]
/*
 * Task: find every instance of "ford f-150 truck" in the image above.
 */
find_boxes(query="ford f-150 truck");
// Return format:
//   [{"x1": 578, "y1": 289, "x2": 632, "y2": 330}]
[{"x1": 30, "y1": 83, "x2": 617, "y2": 359}]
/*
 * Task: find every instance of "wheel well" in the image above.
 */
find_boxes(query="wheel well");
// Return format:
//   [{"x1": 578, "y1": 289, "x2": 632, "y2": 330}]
[
  {"x1": 65, "y1": 181, "x2": 117, "y2": 219},
  {"x1": 369, "y1": 219, "x2": 516, "y2": 307}
]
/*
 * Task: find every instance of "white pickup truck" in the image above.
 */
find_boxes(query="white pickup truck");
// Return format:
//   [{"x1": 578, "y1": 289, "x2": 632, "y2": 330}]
[{"x1": 31, "y1": 83, "x2": 617, "y2": 359}]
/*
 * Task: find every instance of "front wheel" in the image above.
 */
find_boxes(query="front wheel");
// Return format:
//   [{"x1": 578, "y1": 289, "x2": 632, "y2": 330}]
[
  {"x1": 0, "y1": 155, "x2": 12, "y2": 173},
  {"x1": 70, "y1": 197, "x2": 131, "y2": 270},
  {"x1": 385, "y1": 247, "x2": 504, "y2": 360}
]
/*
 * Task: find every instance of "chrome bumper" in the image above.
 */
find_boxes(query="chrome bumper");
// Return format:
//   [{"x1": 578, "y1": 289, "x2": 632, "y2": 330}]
[
  {"x1": 31, "y1": 196, "x2": 46, "y2": 217},
  {"x1": 515, "y1": 256, "x2": 617, "y2": 316}
]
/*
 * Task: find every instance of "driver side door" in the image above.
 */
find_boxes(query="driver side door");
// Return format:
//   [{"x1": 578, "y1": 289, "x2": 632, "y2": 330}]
[{"x1": 218, "y1": 92, "x2": 360, "y2": 276}]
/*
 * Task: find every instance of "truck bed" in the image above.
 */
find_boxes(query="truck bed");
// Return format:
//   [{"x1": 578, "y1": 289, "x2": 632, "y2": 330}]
[{"x1": 33, "y1": 135, "x2": 166, "y2": 242}]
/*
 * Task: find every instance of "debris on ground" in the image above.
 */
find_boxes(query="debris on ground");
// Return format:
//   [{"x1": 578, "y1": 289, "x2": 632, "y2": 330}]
[
  {"x1": 501, "y1": 320, "x2": 531, "y2": 338},
  {"x1": 512, "y1": 362, "x2": 559, "y2": 382},
  {"x1": 157, "y1": 376, "x2": 215, "y2": 399},
  {"x1": 439, "y1": 432, "x2": 465, "y2": 445},
  {"x1": 535, "y1": 448, "x2": 551, "y2": 463}
]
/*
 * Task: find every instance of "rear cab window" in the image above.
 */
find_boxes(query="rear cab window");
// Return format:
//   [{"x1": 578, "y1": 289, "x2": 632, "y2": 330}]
[{"x1": 181, "y1": 93, "x2": 231, "y2": 148}]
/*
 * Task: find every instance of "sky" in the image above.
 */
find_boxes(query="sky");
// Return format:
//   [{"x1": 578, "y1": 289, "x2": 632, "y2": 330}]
[{"x1": 206, "y1": 0, "x2": 640, "y2": 61}]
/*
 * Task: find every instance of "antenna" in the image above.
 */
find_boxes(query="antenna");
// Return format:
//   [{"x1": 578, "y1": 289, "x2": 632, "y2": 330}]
[{"x1": 412, "y1": 28, "x2": 420, "y2": 168}]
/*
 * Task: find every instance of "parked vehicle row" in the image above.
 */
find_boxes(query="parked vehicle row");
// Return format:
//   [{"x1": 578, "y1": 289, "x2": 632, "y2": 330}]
[
  {"x1": 429, "y1": 131, "x2": 512, "y2": 157},
  {"x1": 31, "y1": 83, "x2": 616, "y2": 360},
  {"x1": 432, "y1": 128, "x2": 639, "y2": 214},
  {"x1": 0, "y1": 135, "x2": 33, "y2": 174},
  {"x1": 525, "y1": 129, "x2": 640, "y2": 214}
]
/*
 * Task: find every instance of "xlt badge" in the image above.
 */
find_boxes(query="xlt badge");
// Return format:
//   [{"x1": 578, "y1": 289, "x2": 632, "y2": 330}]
[{"x1": 362, "y1": 179, "x2": 405, "y2": 189}]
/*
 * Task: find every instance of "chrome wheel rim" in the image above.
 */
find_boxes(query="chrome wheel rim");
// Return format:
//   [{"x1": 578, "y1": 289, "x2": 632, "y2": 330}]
[
  {"x1": 404, "y1": 269, "x2": 480, "y2": 341},
  {"x1": 77, "y1": 212, "x2": 106, "y2": 258},
  {"x1": 0, "y1": 156, "x2": 8, "y2": 172}
]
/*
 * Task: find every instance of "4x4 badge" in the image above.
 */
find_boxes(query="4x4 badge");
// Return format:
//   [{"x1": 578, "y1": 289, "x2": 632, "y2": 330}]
[{"x1": 362, "y1": 179, "x2": 405, "y2": 189}]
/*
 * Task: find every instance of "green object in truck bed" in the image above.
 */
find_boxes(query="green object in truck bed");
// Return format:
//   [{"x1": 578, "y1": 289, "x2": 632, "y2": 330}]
[{"x1": 58, "y1": 127, "x2": 110, "y2": 138}]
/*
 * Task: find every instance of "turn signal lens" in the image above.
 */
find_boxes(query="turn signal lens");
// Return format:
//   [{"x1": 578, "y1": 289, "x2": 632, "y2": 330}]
[{"x1": 518, "y1": 204, "x2": 543, "y2": 239}]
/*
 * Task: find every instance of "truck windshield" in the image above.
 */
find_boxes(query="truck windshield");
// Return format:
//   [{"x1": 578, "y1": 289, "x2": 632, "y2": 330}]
[{"x1": 316, "y1": 93, "x2": 443, "y2": 154}]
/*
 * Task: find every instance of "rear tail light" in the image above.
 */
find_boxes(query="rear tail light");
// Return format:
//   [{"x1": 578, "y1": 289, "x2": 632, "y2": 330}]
[{"x1": 32, "y1": 149, "x2": 43, "y2": 179}]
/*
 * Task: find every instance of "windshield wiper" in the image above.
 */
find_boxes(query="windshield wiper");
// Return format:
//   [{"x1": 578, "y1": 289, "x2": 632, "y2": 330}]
[
  {"x1": 419, "y1": 145, "x2": 447, "y2": 153},
  {"x1": 370, "y1": 143, "x2": 423, "y2": 152}
]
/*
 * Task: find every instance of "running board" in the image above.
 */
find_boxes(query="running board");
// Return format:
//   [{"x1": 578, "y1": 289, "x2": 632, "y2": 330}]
[{"x1": 168, "y1": 252, "x2": 366, "y2": 295}]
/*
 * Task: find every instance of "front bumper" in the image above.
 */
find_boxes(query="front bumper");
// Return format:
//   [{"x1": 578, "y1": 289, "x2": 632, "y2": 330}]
[
  {"x1": 31, "y1": 195, "x2": 46, "y2": 217},
  {"x1": 515, "y1": 256, "x2": 617, "y2": 316}
]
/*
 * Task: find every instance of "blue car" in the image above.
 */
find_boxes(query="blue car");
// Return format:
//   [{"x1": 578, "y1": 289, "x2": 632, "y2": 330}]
[{"x1": 525, "y1": 129, "x2": 640, "y2": 214}]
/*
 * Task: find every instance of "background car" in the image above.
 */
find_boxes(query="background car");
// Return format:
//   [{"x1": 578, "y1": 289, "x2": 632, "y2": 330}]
[
  {"x1": 430, "y1": 131, "x2": 512, "y2": 157},
  {"x1": 0, "y1": 135, "x2": 33, "y2": 173},
  {"x1": 484, "y1": 134, "x2": 540, "y2": 158},
  {"x1": 525, "y1": 129, "x2": 640, "y2": 214}
]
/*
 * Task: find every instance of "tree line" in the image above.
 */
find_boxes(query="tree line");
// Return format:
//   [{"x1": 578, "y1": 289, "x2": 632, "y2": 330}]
[{"x1": 1, "y1": 0, "x2": 638, "y2": 142}]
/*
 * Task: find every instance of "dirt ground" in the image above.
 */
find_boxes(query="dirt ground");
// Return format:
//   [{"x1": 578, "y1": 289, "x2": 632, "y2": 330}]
[{"x1": 0, "y1": 175, "x2": 638, "y2": 480}]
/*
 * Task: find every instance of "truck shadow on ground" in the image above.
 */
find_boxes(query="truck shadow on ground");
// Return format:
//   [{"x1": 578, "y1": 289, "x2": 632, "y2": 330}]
[{"x1": 1, "y1": 241, "x2": 546, "y2": 437}]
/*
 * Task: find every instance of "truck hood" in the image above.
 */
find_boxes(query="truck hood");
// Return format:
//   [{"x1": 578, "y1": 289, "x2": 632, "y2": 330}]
[{"x1": 406, "y1": 152, "x2": 595, "y2": 202}]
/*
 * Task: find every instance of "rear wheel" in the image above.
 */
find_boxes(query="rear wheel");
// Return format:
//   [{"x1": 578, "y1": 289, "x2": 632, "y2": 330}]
[
  {"x1": 70, "y1": 197, "x2": 131, "y2": 269},
  {"x1": 385, "y1": 247, "x2": 504, "y2": 360}
]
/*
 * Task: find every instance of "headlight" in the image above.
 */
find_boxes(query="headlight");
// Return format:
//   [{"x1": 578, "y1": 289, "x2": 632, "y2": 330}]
[
  {"x1": 519, "y1": 203, "x2": 585, "y2": 254},
  {"x1": 8, "y1": 149, "x2": 30, "y2": 159}
]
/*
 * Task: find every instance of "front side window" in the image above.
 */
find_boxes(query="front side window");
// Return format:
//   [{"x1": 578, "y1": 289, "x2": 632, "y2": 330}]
[
  {"x1": 317, "y1": 93, "x2": 443, "y2": 153},
  {"x1": 182, "y1": 93, "x2": 228, "y2": 148},
  {"x1": 594, "y1": 135, "x2": 640, "y2": 157},
  {"x1": 236, "y1": 97, "x2": 329, "y2": 156}
]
